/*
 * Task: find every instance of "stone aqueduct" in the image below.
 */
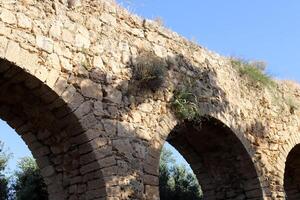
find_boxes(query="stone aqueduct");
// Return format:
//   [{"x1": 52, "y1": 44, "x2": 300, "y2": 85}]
[{"x1": 0, "y1": 0, "x2": 300, "y2": 199}]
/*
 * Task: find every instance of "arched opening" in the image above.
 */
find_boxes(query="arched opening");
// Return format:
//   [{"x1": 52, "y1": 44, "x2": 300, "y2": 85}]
[
  {"x1": 284, "y1": 144, "x2": 300, "y2": 199},
  {"x1": 161, "y1": 117, "x2": 263, "y2": 200},
  {"x1": 159, "y1": 142, "x2": 202, "y2": 200},
  {"x1": 0, "y1": 59, "x2": 106, "y2": 199},
  {"x1": 0, "y1": 119, "x2": 48, "y2": 199}
]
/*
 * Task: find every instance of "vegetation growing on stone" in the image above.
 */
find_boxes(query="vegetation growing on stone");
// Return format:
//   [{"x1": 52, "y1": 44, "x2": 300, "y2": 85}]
[
  {"x1": 231, "y1": 58, "x2": 276, "y2": 88},
  {"x1": 132, "y1": 52, "x2": 167, "y2": 91},
  {"x1": 231, "y1": 58, "x2": 300, "y2": 114},
  {"x1": 171, "y1": 88, "x2": 200, "y2": 121}
]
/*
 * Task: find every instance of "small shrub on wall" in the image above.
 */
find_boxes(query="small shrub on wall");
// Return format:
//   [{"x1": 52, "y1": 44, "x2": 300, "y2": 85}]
[
  {"x1": 171, "y1": 78, "x2": 203, "y2": 122},
  {"x1": 171, "y1": 88, "x2": 200, "y2": 121},
  {"x1": 132, "y1": 51, "x2": 167, "y2": 91}
]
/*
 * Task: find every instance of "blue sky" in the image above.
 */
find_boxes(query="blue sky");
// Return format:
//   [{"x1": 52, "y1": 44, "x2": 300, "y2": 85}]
[
  {"x1": 1, "y1": 0, "x2": 300, "y2": 172},
  {"x1": 118, "y1": 0, "x2": 300, "y2": 81},
  {"x1": 0, "y1": 120, "x2": 32, "y2": 174}
]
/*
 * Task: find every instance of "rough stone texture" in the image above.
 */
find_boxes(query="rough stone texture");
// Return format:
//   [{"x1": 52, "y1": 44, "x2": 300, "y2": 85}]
[{"x1": 1, "y1": 0, "x2": 300, "y2": 199}]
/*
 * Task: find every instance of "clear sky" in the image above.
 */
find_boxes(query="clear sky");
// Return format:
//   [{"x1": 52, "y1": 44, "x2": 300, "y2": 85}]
[
  {"x1": 0, "y1": 120, "x2": 32, "y2": 174},
  {"x1": 118, "y1": 0, "x2": 300, "y2": 81},
  {"x1": 1, "y1": 0, "x2": 300, "y2": 172}
]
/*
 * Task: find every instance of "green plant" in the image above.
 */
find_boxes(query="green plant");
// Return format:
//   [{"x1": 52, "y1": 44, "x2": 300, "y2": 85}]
[
  {"x1": 231, "y1": 59, "x2": 276, "y2": 88},
  {"x1": 171, "y1": 88, "x2": 201, "y2": 121},
  {"x1": 0, "y1": 142, "x2": 9, "y2": 200},
  {"x1": 133, "y1": 52, "x2": 167, "y2": 91},
  {"x1": 12, "y1": 157, "x2": 48, "y2": 200}
]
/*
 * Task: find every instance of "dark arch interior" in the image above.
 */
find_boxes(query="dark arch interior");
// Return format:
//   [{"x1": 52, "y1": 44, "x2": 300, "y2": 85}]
[
  {"x1": 284, "y1": 144, "x2": 300, "y2": 199},
  {"x1": 166, "y1": 117, "x2": 263, "y2": 200},
  {"x1": 0, "y1": 59, "x2": 106, "y2": 199}
]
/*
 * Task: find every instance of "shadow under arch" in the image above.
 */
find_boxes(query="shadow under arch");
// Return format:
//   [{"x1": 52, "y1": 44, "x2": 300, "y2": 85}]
[
  {"x1": 0, "y1": 59, "x2": 107, "y2": 200},
  {"x1": 284, "y1": 144, "x2": 300, "y2": 199},
  {"x1": 161, "y1": 116, "x2": 263, "y2": 200}
]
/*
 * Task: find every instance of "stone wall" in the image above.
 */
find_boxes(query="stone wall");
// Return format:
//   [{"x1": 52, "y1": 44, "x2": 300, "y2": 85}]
[{"x1": 1, "y1": 0, "x2": 300, "y2": 199}]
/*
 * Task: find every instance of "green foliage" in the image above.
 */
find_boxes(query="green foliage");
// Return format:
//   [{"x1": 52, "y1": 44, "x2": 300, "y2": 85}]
[
  {"x1": 0, "y1": 177, "x2": 9, "y2": 200},
  {"x1": 171, "y1": 88, "x2": 201, "y2": 121},
  {"x1": 159, "y1": 148, "x2": 173, "y2": 200},
  {"x1": 12, "y1": 157, "x2": 48, "y2": 200},
  {"x1": 133, "y1": 52, "x2": 167, "y2": 91},
  {"x1": 159, "y1": 147, "x2": 203, "y2": 200},
  {"x1": 0, "y1": 142, "x2": 8, "y2": 172},
  {"x1": 231, "y1": 59, "x2": 276, "y2": 88},
  {"x1": 0, "y1": 142, "x2": 9, "y2": 200},
  {"x1": 171, "y1": 166, "x2": 203, "y2": 200},
  {"x1": 160, "y1": 148, "x2": 175, "y2": 165}
]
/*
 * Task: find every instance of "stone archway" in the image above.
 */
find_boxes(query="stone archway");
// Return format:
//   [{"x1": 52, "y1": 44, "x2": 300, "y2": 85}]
[
  {"x1": 0, "y1": 59, "x2": 106, "y2": 200},
  {"x1": 284, "y1": 144, "x2": 300, "y2": 199},
  {"x1": 163, "y1": 117, "x2": 263, "y2": 200}
]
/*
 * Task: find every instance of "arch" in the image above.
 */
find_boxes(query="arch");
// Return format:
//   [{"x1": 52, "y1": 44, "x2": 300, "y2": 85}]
[
  {"x1": 160, "y1": 117, "x2": 263, "y2": 200},
  {"x1": 284, "y1": 144, "x2": 300, "y2": 199},
  {"x1": 0, "y1": 59, "x2": 106, "y2": 200}
]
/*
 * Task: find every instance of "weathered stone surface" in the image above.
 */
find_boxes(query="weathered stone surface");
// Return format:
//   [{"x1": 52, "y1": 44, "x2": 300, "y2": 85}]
[
  {"x1": 62, "y1": 29, "x2": 74, "y2": 44},
  {"x1": 41, "y1": 166, "x2": 55, "y2": 177},
  {"x1": 49, "y1": 22, "x2": 62, "y2": 39},
  {"x1": 0, "y1": 9, "x2": 16, "y2": 25},
  {"x1": 74, "y1": 101, "x2": 92, "y2": 118},
  {"x1": 103, "y1": 86, "x2": 122, "y2": 104},
  {"x1": 5, "y1": 40, "x2": 20, "y2": 63},
  {"x1": 93, "y1": 100, "x2": 104, "y2": 116},
  {"x1": 36, "y1": 35, "x2": 54, "y2": 53},
  {"x1": 113, "y1": 139, "x2": 133, "y2": 159},
  {"x1": 47, "y1": 53, "x2": 61, "y2": 70},
  {"x1": 1, "y1": 1, "x2": 300, "y2": 200},
  {"x1": 100, "y1": 13, "x2": 116, "y2": 26},
  {"x1": 75, "y1": 33, "x2": 90, "y2": 48},
  {"x1": 60, "y1": 56, "x2": 73, "y2": 72},
  {"x1": 16, "y1": 13, "x2": 32, "y2": 29},
  {"x1": 80, "y1": 79, "x2": 102, "y2": 100},
  {"x1": 102, "y1": 119, "x2": 116, "y2": 137}
]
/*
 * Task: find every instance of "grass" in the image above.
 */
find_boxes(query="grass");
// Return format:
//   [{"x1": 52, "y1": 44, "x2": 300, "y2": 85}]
[
  {"x1": 231, "y1": 58, "x2": 300, "y2": 114},
  {"x1": 231, "y1": 59, "x2": 276, "y2": 88}
]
